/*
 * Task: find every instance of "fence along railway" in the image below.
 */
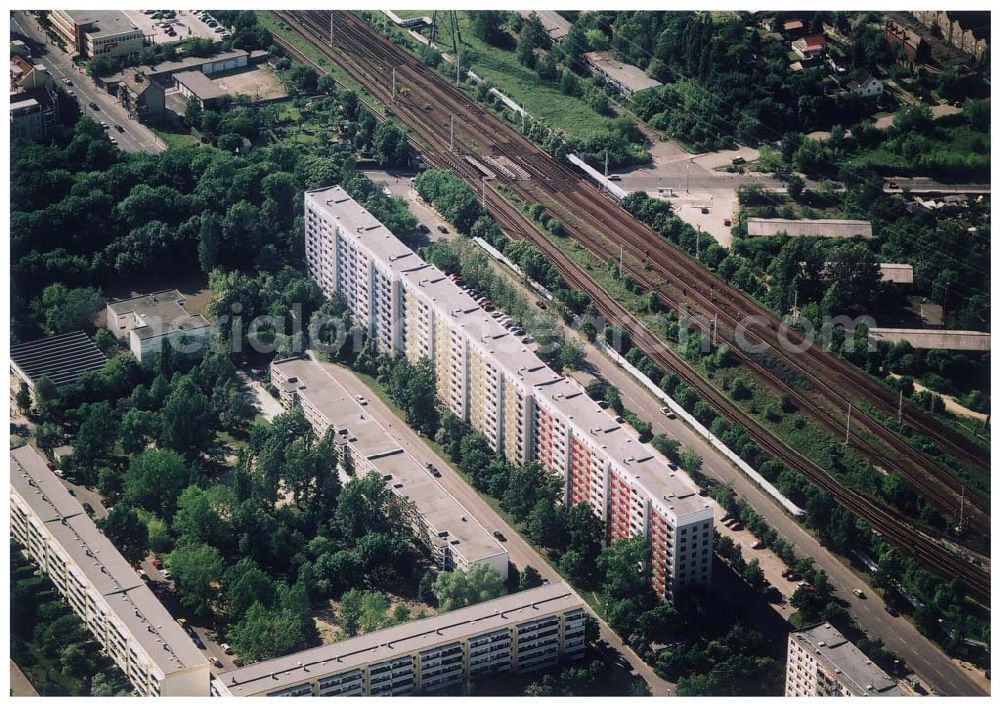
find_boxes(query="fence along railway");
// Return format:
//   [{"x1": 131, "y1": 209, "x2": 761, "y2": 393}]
[{"x1": 272, "y1": 10, "x2": 990, "y2": 601}]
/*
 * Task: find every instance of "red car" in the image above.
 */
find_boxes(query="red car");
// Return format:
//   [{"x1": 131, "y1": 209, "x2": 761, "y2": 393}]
[{"x1": 151, "y1": 557, "x2": 163, "y2": 569}]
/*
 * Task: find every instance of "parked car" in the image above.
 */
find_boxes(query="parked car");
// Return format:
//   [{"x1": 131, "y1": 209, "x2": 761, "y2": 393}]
[
  {"x1": 751, "y1": 539, "x2": 764, "y2": 549},
  {"x1": 884, "y1": 605, "x2": 900, "y2": 617},
  {"x1": 418, "y1": 223, "x2": 430, "y2": 233},
  {"x1": 724, "y1": 217, "x2": 732, "y2": 226},
  {"x1": 607, "y1": 174, "x2": 621, "y2": 181},
  {"x1": 701, "y1": 207, "x2": 710, "y2": 214},
  {"x1": 115, "y1": 123, "x2": 125, "y2": 133},
  {"x1": 54, "y1": 468, "x2": 66, "y2": 478},
  {"x1": 659, "y1": 406, "x2": 676, "y2": 419},
  {"x1": 535, "y1": 300, "x2": 547, "y2": 310},
  {"x1": 100, "y1": 121, "x2": 109, "y2": 129},
  {"x1": 61, "y1": 78, "x2": 72, "y2": 85},
  {"x1": 729, "y1": 521, "x2": 743, "y2": 531},
  {"x1": 151, "y1": 557, "x2": 163, "y2": 569},
  {"x1": 137, "y1": 569, "x2": 149, "y2": 581},
  {"x1": 492, "y1": 530, "x2": 507, "y2": 542},
  {"x1": 88, "y1": 101, "x2": 99, "y2": 111},
  {"x1": 221, "y1": 643, "x2": 233, "y2": 655},
  {"x1": 82, "y1": 502, "x2": 95, "y2": 516},
  {"x1": 160, "y1": 569, "x2": 172, "y2": 580},
  {"x1": 853, "y1": 588, "x2": 866, "y2": 599},
  {"x1": 191, "y1": 634, "x2": 206, "y2": 649},
  {"x1": 210, "y1": 657, "x2": 222, "y2": 668},
  {"x1": 436, "y1": 224, "x2": 448, "y2": 233}
]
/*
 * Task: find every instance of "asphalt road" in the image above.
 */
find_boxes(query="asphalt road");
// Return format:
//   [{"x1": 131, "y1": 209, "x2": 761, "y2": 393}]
[
  {"x1": 313, "y1": 357, "x2": 676, "y2": 696},
  {"x1": 12, "y1": 11, "x2": 166, "y2": 155}
]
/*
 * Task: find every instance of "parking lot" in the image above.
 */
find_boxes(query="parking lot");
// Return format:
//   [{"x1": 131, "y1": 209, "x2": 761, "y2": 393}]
[
  {"x1": 361, "y1": 169, "x2": 455, "y2": 244},
  {"x1": 124, "y1": 9, "x2": 226, "y2": 46}
]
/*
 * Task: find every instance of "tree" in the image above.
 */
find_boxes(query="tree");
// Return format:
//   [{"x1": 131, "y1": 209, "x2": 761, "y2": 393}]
[
  {"x1": 119, "y1": 408, "x2": 158, "y2": 454},
  {"x1": 228, "y1": 600, "x2": 316, "y2": 661},
  {"x1": 166, "y1": 544, "x2": 223, "y2": 619},
  {"x1": 223, "y1": 558, "x2": 277, "y2": 621},
  {"x1": 36, "y1": 284, "x2": 103, "y2": 334},
  {"x1": 471, "y1": 11, "x2": 509, "y2": 46},
  {"x1": 122, "y1": 448, "x2": 191, "y2": 518},
  {"x1": 99, "y1": 506, "x2": 149, "y2": 565},
  {"x1": 371, "y1": 122, "x2": 408, "y2": 166},
  {"x1": 519, "y1": 565, "x2": 544, "y2": 591},
  {"x1": 184, "y1": 96, "x2": 204, "y2": 128},
  {"x1": 432, "y1": 563, "x2": 506, "y2": 611},
  {"x1": 160, "y1": 378, "x2": 214, "y2": 455},
  {"x1": 72, "y1": 401, "x2": 115, "y2": 469},
  {"x1": 15, "y1": 385, "x2": 31, "y2": 415},
  {"x1": 824, "y1": 244, "x2": 880, "y2": 312},
  {"x1": 742, "y1": 559, "x2": 766, "y2": 590}
]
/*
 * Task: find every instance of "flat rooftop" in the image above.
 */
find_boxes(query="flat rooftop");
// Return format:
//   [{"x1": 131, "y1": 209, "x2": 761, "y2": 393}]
[
  {"x1": 746, "y1": 218, "x2": 873, "y2": 239},
  {"x1": 10, "y1": 331, "x2": 107, "y2": 387},
  {"x1": 218, "y1": 582, "x2": 581, "y2": 696},
  {"x1": 584, "y1": 51, "x2": 662, "y2": 94},
  {"x1": 107, "y1": 289, "x2": 210, "y2": 340},
  {"x1": 65, "y1": 10, "x2": 141, "y2": 38},
  {"x1": 518, "y1": 11, "x2": 572, "y2": 42},
  {"x1": 878, "y1": 263, "x2": 914, "y2": 284},
  {"x1": 272, "y1": 355, "x2": 507, "y2": 566},
  {"x1": 173, "y1": 69, "x2": 224, "y2": 100},
  {"x1": 10, "y1": 445, "x2": 207, "y2": 673},
  {"x1": 868, "y1": 328, "x2": 990, "y2": 352},
  {"x1": 792, "y1": 622, "x2": 901, "y2": 696},
  {"x1": 103, "y1": 49, "x2": 251, "y2": 84}
]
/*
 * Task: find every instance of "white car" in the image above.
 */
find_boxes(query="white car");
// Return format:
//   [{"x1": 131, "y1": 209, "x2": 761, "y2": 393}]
[
  {"x1": 355, "y1": 395, "x2": 368, "y2": 406},
  {"x1": 160, "y1": 569, "x2": 172, "y2": 580}
]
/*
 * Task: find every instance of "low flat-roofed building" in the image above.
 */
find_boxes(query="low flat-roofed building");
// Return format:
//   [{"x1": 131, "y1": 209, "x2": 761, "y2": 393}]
[
  {"x1": 271, "y1": 355, "x2": 508, "y2": 575},
  {"x1": 786, "y1": 622, "x2": 907, "y2": 696},
  {"x1": 584, "y1": 51, "x2": 662, "y2": 98},
  {"x1": 106, "y1": 290, "x2": 211, "y2": 364},
  {"x1": 869, "y1": 328, "x2": 990, "y2": 352},
  {"x1": 746, "y1": 217, "x2": 873, "y2": 239},
  {"x1": 100, "y1": 49, "x2": 262, "y2": 90},
  {"x1": 518, "y1": 11, "x2": 572, "y2": 43},
  {"x1": 172, "y1": 69, "x2": 225, "y2": 108},
  {"x1": 878, "y1": 263, "x2": 913, "y2": 284},
  {"x1": 10, "y1": 330, "x2": 107, "y2": 390},
  {"x1": 10, "y1": 445, "x2": 211, "y2": 695},
  {"x1": 212, "y1": 582, "x2": 586, "y2": 697}
]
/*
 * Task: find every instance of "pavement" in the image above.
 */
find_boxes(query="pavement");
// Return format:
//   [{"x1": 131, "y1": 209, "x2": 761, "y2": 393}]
[
  {"x1": 361, "y1": 169, "x2": 455, "y2": 244},
  {"x1": 11, "y1": 11, "x2": 166, "y2": 155},
  {"x1": 10, "y1": 660, "x2": 39, "y2": 696},
  {"x1": 314, "y1": 359, "x2": 676, "y2": 696},
  {"x1": 124, "y1": 10, "x2": 224, "y2": 46},
  {"x1": 245, "y1": 375, "x2": 286, "y2": 421}
]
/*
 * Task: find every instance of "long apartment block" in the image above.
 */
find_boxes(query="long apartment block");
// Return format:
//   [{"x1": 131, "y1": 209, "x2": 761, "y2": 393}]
[
  {"x1": 270, "y1": 354, "x2": 509, "y2": 576},
  {"x1": 9, "y1": 445, "x2": 210, "y2": 696},
  {"x1": 212, "y1": 581, "x2": 586, "y2": 696},
  {"x1": 786, "y1": 622, "x2": 908, "y2": 697},
  {"x1": 305, "y1": 186, "x2": 714, "y2": 598}
]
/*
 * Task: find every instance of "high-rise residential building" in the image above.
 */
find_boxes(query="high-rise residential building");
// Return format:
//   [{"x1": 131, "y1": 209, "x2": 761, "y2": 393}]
[
  {"x1": 785, "y1": 623, "x2": 908, "y2": 697},
  {"x1": 9, "y1": 445, "x2": 211, "y2": 696},
  {"x1": 270, "y1": 354, "x2": 509, "y2": 576},
  {"x1": 212, "y1": 582, "x2": 586, "y2": 697},
  {"x1": 304, "y1": 186, "x2": 714, "y2": 599}
]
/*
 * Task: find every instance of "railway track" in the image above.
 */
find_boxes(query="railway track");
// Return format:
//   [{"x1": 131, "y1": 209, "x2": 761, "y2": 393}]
[{"x1": 274, "y1": 10, "x2": 990, "y2": 601}]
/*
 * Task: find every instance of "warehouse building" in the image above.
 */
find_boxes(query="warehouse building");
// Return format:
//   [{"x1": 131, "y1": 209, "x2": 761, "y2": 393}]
[
  {"x1": 518, "y1": 11, "x2": 572, "y2": 43},
  {"x1": 584, "y1": 51, "x2": 662, "y2": 98},
  {"x1": 10, "y1": 445, "x2": 211, "y2": 696},
  {"x1": 304, "y1": 186, "x2": 713, "y2": 599},
  {"x1": 786, "y1": 622, "x2": 907, "y2": 697},
  {"x1": 10, "y1": 330, "x2": 107, "y2": 391},
  {"x1": 106, "y1": 290, "x2": 211, "y2": 364},
  {"x1": 271, "y1": 355, "x2": 508, "y2": 576},
  {"x1": 101, "y1": 49, "x2": 264, "y2": 91},
  {"x1": 48, "y1": 10, "x2": 144, "y2": 59},
  {"x1": 212, "y1": 582, "x2": 586, "y2": 697},
  {"x1": 746, "y1": 217, "x2": 873, "y2": 239}
]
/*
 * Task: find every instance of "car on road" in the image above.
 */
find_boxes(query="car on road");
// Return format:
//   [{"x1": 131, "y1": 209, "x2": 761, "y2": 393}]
[
  {"x1": 659, "y1": 406, "x2": 676, "y2": 419},
  {"x1": 115, "y1": 124, "x2": 125, "y2": 132},
  {"x1": 100, "y1": 121, "x2": 109, "y2": 129},
  {"x1": 701, "y1": 207, "x2": 710, "y2": 214},
  {"x1": 853, "y1": 588, "x2": 866, "y2": 599},
  {"x1": 724, "y1": 217, "x2": 732, "y2": 226},
  {"x1": 607, "y1": 174, "x2": 621, "y2": 181},
  {"x1": 436, "y1": 224, "x2": 448, "y2": 233},
  {"x1": 355, "y1": 394, "x2": 368, "y2": 406},
  {"x1": 88, "y1": 101, "x2": 99, "y2": 111},
  {"x1": 61, "y1": 78, "x2": 72, "y2": 85},
  {"x1": 884, "y1": 605, "x2": 900, "y2": 617},
  {"x1": 425, "y1": 462, "x2": 441, "y2": 478},
  {"x1": 67, "y1": 488, "x2": 75, "y2": 496},
  {"x1": 492, "y1": 530, "x2": 507, "y2": 542}
]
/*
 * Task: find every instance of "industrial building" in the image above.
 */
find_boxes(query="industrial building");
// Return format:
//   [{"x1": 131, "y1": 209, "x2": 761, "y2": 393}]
[
  {"x1": 518, "y1": 11, "x2": 572, "y2": 43},
  {"x1": 106, "y1": 290, "x2": 211, "y2": 364},
  {"x1": 785, "y1": 622, "x2": 907, "y2": 697},
  {"x1": 101, "y1": 49, "x2": 265, "y2": 91},
  {"x1": 746, "y1": 217, "x2": 873, "y2": 239},
  {"x1": 10, "y1": 445, "x2": 211, "y2": 696},
  {"x1": 48, "y1": 10, "x2": 144, "y2": 59},
  {"x1": 212, "y1": 582, "x2": 586, "y2": 697},
  {"x1": 10, "y1": 331, "x2": 107, "y2": 391},
  {"x1": 583, "y1": 51, "x2": 662, "y2": 98},
  {"x1": 270, "y1": 355, "x2": 509, "y2": 576},
  {"x1": 304, "y1": 186, "x2": 714, "y2": 599}
]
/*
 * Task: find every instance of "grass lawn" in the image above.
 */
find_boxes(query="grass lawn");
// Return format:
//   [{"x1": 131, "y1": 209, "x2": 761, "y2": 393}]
[
  {"x1": 153, "y1": 126, "x2": 198, "y2": 150},
  {"x1": 395, "y1": 12, "x2": 616, "y2": 142}
]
